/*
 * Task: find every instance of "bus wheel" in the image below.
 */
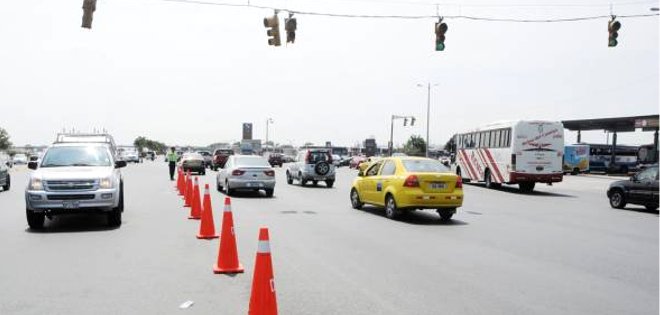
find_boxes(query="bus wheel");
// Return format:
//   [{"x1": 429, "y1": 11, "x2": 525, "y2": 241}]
[
  {"x1": 485, "y1": 169, "x2": 500, "y2": 189},
  {"x1": 519, "y1": 182, "x2": 535, "y2": 193}
]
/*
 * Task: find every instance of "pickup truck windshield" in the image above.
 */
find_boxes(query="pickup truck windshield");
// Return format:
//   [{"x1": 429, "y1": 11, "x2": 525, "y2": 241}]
[{"x1": 41, "y1": 146, "x2": 112, "y2": 167}]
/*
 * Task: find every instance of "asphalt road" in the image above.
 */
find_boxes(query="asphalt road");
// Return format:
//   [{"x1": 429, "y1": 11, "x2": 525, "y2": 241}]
[{"x1": 0, "y1": 162, "x2": 658, "y2": 315}]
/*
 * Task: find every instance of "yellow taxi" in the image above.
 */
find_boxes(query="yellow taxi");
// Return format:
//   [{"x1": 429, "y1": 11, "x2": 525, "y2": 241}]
[{"x1": 350, "y1": 157, "x2": 463, "y2": 220}]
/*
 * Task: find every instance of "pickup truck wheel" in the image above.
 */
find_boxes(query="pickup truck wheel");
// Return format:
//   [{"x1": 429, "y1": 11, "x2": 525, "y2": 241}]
[
  {"x1": 26, "y1": 209, "x2": 45, "y2": 229},
  {"x1": 2, "y1": 174, "x2": 9, "y2": 191},
  {"x1": 108, "y1": 188, "x2": 123, "y2": 227}
]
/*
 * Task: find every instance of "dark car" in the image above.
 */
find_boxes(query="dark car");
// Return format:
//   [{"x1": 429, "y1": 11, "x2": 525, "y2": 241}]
[
  {"x1": 212, "y1": 149, "x2": 234, "y2": 170},
  {"x1": 607, "y1": 165, "x2": 658, "y2": 211},
  {"x1": 268, "y1": 153, "x2": 284, "y2": 167}
]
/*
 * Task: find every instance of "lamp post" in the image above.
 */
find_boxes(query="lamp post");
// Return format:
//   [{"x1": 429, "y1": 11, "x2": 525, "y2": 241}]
[
  {"x1": 265, "y1": 118, "x2": 274, "y2": 153},
  {"x1": 417, "y1": 83, "x2": 439, "y2": 157}
]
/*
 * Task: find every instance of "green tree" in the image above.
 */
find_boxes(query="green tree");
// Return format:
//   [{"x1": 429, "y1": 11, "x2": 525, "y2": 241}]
[
  {"x1": 0, "y1": 127, "x2": 12, "y2": 151},
  {"x1": 404, "y1": 135, "x2": 426, "y2": 157}
]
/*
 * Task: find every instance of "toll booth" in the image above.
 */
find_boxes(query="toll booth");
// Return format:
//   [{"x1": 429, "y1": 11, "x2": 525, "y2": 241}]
[{"x1": 562, "y1": 115, "x2": 659, "y2": 172}]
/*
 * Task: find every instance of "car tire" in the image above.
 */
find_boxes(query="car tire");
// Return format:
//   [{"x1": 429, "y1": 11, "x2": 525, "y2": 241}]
[
  {"x1": 201, "y1": 169, "x2": 206, "y2": 175},
  {"x1": 2, "y1": 174, "x2": 9, "y2": 191},
  {"x1": 609, "y1": 189, "x2": 626, "y2": 209},
  {"x1": 350, "y1": 188, "x2": 363, "y2": 210},
  {"x1": 326, "y1": 180, "x2": 334, "y2": 188},
  {"x1": 286, "y1": 172, "x2": 293, "y2": 185},
  {"x1": 312, "y1": 180, "x2": 318, "y2": 186},
  {"x1": 300, "y1": 175, "x2": 306, "y2": 186},
  {"x1": 645, "y1": 204, "x2": 658, "y2": 211},
  {"x1": 384, "y1": 194, "x2": 400, "y2": 220},
  {"x1": 225, "y1": 181, "x2": 234, "y2": 196},
  {"x1": 437, "y1": 209, "x2": 454, "y2": 221},
  {"x1": 571, "y1": 168, "x2": 579, "y2": 175},
  {"x1": 26, "y1": 209, "x2": 45, "y2": 229},
  {"x1": 519, "y1": 182, "x2": 535, "y2": 193},
  {"x1": 108, "y1": 187, "x2": 123, "y2": 227},
  {"x1": 217, "y1": 181, "x2": 222, "y2": 192},
  {"x1": 265, "y1": 188, "x2": 274, "y2": 198}
]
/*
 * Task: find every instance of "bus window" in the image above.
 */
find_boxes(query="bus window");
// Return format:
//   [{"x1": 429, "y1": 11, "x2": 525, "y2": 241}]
[
  {"x1": 494, "y1": 130, "x2": 501, "y2": 148},
  {"x1": 475, "y1": 132, "x2": 481, "y2": 148}
]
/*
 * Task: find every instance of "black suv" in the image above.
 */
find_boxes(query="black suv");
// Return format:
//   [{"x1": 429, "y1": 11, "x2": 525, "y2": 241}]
[{"x1": 607, "y1": 165, "x2": 658, "y2": 211}]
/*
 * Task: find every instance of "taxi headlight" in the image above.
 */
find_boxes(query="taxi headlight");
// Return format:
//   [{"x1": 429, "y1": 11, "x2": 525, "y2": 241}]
[
  {"x1": 29, "y1": 178, "x2": 43, "y2": 191},
  {"x1": 99, "y1": 177, "x2": 113, "y2": 189}
]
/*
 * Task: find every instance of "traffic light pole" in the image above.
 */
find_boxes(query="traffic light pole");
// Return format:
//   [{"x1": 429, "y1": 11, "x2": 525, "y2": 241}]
[
  {"x1": 425, "y1": 83, "x2": 431, "y2": 158},
  {"x1": 389, "y1": 116, "x2": 395, "y2": 157}
]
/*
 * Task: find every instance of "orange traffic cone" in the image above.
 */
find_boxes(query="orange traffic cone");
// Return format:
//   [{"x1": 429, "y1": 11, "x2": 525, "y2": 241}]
[
  {"x1": 176, "y1": 168, "x2": 184, "y2": 195},
  {"x1": 184, "y1": 171, "x2": 192, "y2": 208},
  {"x1": 248, "y1": 227, "x2": 277, "y2": 315},
  {"x1": 189, "y1": 177, "x2": 202, "y2": 220},
  {"x1": 197, "y1": 184, "x2": 219, "y2": 239},
  {"x1": 213, "y1": 197, "x2": 244, "y2": 274}
]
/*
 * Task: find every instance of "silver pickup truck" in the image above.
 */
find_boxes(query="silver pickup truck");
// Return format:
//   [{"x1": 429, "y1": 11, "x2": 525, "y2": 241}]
[{"x1": 25, "y1": 139, "x2": 126, "y2": 229}]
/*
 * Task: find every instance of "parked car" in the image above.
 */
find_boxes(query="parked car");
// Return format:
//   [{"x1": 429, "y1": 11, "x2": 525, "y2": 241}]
[
  {"x1": 121, "y1": 150, "x2": 140, "y2": 163},
  {"x1": 350, "y1": 157, "x2": 463, "y2": 220},
  {"x1": 286, "y1": 149, "x2": 335, "y2": 187},
  {"x1": 339, "y1": 155, "x2": 351, "y2": 167},
  {"x1": 268, "y1": 153, "x2": 284, "y2": 167},
  {"x1": 349, "y1": 155, "x2": 367, "y2": 169},
  {"x1": 197, "y1": 151, "x2": 213, "y2": 168},
  {"x1": 1, "y1": 152, "x2": 13, "y2": 168},
  {"x1": 180, "y1": 152, "x2": 206, "y2": 175},
  {"x1": 216, "y1": 155, "x2": 275, "y2": 197},
  {"x1": 212, "y1": 149, "x2": 234, "y2": 170},
  {"x1": 25, "y1": 139, "x2": 126, "y2": 229},
  {"x1": 607, "y1": 165, "x2": 658, "y2": 211},
  {"x1": 0, "y1": 156, "x2": 10, "y2": 191},
  {"x1": 12, "y1": 153, "x2": 27, "y2": 165},
  {"x1": 332, "y1": 154, "x2": 341, "y2": 167}
]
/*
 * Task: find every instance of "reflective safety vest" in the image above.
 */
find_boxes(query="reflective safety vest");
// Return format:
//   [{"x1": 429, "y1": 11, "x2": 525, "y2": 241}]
[{"x1": 167, "y1": 152, "x2": 178, "y2": 163}]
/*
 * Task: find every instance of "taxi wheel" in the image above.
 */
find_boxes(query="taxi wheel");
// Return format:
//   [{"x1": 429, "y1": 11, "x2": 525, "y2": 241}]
[
  {"x1": 384, "y1": 194, "x2": 400, "y2": 220},
  {"x1": 437, "y1": 209, "x2": 454, "y2": 221},
  {"x1": 350, "y1": 189, "x2": 363, "y2": 210}
]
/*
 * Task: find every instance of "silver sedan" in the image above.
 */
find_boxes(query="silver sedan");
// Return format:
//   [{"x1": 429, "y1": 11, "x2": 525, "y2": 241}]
[{"x1": 216, "y1": 155, "x2": 276, "y2": 197}]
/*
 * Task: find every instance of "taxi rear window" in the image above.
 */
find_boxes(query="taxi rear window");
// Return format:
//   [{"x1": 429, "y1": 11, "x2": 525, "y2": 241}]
[{"x1": 402, "y1": 159, "x2": 450, "y2": 173}]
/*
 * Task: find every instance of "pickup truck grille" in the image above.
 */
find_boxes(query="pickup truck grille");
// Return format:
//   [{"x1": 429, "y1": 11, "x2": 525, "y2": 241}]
[
  {"x1": 47, "y1": 194, "x2": 96, "y2": 200},
  {"x1": 44, "y1": 180, "x2": 97, "y2": 191}
]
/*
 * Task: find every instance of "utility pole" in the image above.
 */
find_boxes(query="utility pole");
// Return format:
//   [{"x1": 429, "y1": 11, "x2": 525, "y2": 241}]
[
  {"x1": 417, "y1": 83, "x2": 437, "y2": 158},
  {"x1": 265, "y1": 118, "x2": 274, "y2": 153}
]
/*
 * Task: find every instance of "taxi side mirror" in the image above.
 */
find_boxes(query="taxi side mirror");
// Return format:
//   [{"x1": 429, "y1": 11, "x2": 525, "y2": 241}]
[
  {"x1": 357, "y1": 170, "x2": 364, "y2": 177},
  {"x1": 27, "y1": 161, "x2": 38, "y2": 170}
]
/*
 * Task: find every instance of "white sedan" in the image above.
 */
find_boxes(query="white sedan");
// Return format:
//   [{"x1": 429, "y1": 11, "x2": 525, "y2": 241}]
[{"x1": 216, "y1": 155, "x2": 276, "y2": 197}]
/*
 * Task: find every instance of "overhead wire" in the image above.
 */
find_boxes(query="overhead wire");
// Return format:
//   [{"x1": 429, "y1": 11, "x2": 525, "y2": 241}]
[{"x1": 161, "y1": 0, "x2": 659, "y2": 21}]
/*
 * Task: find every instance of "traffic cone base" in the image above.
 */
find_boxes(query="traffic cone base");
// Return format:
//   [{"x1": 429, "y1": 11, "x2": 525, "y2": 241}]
[
  {"x1": 196, "y1": 233, "x2": 219, "y2": 239},
  {"x1": 213, "y1": 262, "x2": 244, "y2": 274}
]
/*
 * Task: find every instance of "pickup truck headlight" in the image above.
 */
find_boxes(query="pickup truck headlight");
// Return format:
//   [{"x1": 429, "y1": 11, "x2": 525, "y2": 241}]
[
  {"x1": 99, "y1": 177, "x2": 114, "y2": 189},
  {"x1": 29, "y1": 178, "x2": 43, "y2": 191}
]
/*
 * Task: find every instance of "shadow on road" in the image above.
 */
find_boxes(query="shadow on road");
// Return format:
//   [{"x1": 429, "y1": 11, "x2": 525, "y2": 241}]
[
  {"x1": 465, "y1": 183, "x2": 576, "y2": 198},
  {"x1": 616, "y1": 206, "x2": 659, "y2": 215},
  {"x1": 358, "y1": 206, "x2": 469, "y2": 226},
  {"x1": 220, "y1": 190, "x2": 277, "y2": 199},
  {"x1": 25, "y1": 213, "x2": 118, "y2": 233}
]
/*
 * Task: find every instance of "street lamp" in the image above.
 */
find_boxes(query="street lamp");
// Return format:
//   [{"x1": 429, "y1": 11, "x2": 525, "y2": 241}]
[
  {"x1": 265, "y1": 118, "x2": 274, "y2": 153},
  {"x1": 417, "y1": 83, "x2": 439, "y2": 157}
]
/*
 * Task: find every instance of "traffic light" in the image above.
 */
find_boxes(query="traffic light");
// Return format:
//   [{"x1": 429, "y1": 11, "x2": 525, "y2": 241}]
[
  {"x1": 410, "y1": 117, "x2": 416, "y2": 126},
  {"x1": 264, "y1": 14, "x2": 281, "y2": 46},
  {"x1": 608, "y1": 17, "x2": 621, "y2": 47},
  {"x1": 404, "y1": 118, "x2": 408, "y2": 126},
  {"x1": 285, "y1": 14, "x2": 297, "y2": 44},
  {"x1": 81, "y1": 0, "x2": 96, "y2": 29},
  {"x1": 434, "y1": 20, "x2": 448, "y2": 51}
]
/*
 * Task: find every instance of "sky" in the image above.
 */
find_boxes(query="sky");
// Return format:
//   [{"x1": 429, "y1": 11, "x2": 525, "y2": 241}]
[{"x1": 0, "y1": 0, "x2": 658, "y2": 148}]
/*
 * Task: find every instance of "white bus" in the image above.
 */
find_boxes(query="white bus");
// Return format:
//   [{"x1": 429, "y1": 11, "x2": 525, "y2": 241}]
[{"x1": 451, "y1": 120, "x2": 564, "y2": 192}]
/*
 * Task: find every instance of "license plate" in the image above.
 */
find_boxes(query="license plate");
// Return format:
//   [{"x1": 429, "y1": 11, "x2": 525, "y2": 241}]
[
  {"x1": 246, "y1": 182, "x2": 264, "y2": 187},
  {"x1": 62, "y1": 201, "x2": 80, "y2": 209},
  {"x1": 430, "y1": 182, "x2": 446, "y2": 189}
]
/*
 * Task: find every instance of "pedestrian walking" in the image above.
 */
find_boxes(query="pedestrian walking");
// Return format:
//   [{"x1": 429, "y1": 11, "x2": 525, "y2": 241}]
[{"x1": 167, "y1": 147, "x2": 179, "y2": 180}]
